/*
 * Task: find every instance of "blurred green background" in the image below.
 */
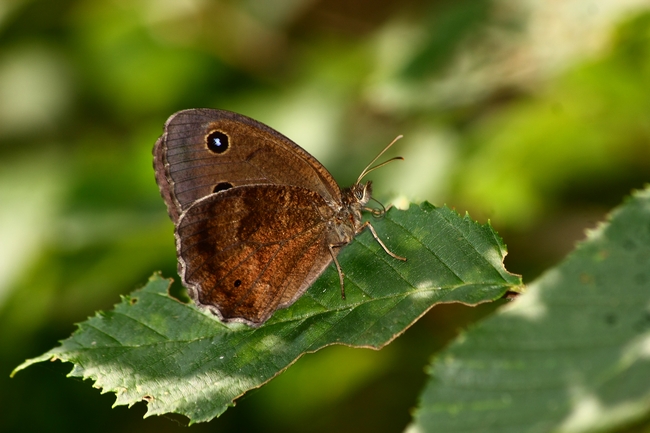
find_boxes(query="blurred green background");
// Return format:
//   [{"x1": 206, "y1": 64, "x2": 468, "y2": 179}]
[{"x1": 1, "y1": 0, "x2": 649, "y2": 432}]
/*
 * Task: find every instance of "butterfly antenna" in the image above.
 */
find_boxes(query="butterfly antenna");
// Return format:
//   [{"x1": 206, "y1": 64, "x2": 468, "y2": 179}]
[{"x1": 357, "y1": 135, "x2": 404, "y2": 184}]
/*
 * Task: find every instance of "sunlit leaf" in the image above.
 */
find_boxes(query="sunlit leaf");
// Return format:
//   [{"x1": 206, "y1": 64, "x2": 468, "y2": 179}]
[
  {"x1": 13, "y1": 203, "x2": 520, "y2": 423},
  {"x1": 408, "y1": 187, "x2": 650, "y2": 433}
]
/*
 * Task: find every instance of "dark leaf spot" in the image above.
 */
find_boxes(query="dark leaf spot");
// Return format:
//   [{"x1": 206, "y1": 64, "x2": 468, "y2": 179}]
[
  {"x1": 634, "y1": 272, "x2": 648, "y2": 286},
  {"x1": 633, "y1": 311, "x2": 650, "y2": 332}
]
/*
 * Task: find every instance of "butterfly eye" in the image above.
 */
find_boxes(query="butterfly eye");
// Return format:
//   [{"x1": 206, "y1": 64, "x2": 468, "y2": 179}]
[
  {"x1": 206, "y1": 131, "x2": 230, "y2": 154},
  {"x1": 355, "y1": 184, "x2": 370, "y2": 201},
  {"x1": 351, "y1": 185, "x2": 363, "y2": 200},
  {"x1": 213, "y1": 182, "x2": 234, "y2": 193}
]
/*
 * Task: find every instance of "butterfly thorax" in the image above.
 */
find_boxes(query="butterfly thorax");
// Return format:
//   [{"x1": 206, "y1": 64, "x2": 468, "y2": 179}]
[{"x1": 326, "y1": 181, "x2": 372, "y2": 246}]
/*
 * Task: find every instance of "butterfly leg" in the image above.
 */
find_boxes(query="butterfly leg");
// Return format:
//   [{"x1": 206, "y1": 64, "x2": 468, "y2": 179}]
[
  {"x1": 328, "y1": 244, "x2": 346, "y2": 299},
  {"x1": 363, "y1": 202, "x2": 394, "y2": 219},
  {"x1": 362, "y1": 222, "x2": 407, "y2": 261}
]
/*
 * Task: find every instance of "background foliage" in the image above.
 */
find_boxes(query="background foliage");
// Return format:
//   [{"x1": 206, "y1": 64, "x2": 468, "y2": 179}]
[{"x1": 1, "y1": 0, "x2": 649, "y2": 432}]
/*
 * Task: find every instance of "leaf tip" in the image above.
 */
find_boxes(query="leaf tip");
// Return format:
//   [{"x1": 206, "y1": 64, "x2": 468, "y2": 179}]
[{"x1": 11, "y1": 353, "x2": 60, "y2": 378}]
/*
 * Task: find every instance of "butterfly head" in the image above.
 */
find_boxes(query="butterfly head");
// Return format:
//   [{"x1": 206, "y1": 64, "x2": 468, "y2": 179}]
[
  {"x1": 341, "y1": 181, "x2": 372, "y2": 218},
  {"x1": 350, "y1": 181, "x2": 372, "y2": 206},
  {"x1": 341, "y1": 136, "x2": 404, "y2": 223}
]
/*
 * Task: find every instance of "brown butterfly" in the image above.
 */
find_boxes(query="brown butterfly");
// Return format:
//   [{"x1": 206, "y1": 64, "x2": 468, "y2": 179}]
[{"x1": 153, "y1": 109, "x2": 405, "y2": 327}]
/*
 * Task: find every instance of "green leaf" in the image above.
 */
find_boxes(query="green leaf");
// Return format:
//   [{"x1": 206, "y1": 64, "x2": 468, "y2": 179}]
[
  {"x1": 12, "y1": 203, "x2": 520, "y2": 424},
  {"x1": 408, "y1": 187, "x2": 650, "y2": 433}
]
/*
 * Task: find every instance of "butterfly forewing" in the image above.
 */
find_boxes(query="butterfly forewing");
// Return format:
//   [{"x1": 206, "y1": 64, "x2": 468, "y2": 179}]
[{"x1": 154, "y1": 109, "x2": 342, "y2": 224}]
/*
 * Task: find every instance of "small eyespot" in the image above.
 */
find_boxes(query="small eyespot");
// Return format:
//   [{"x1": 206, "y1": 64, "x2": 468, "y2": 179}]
[
  {"x1": 206, "y1": 131, "x2": 229, "y2": 154},
  {"x1": 234, "y1": 279, "x2": 242, "y2": 287},
  {"x1": 213, "y1": 182, "x2": 233, "y2": 193}
]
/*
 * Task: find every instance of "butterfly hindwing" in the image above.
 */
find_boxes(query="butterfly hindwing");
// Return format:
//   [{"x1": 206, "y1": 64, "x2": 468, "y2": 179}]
[{"x1": 176, "y1": 184, "x2": 336, "y2": 325}]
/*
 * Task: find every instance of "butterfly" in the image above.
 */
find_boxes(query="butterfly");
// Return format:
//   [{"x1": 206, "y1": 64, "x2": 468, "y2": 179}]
[{"x1": 153, "y1": 109, "x2": 405, "y2": 326}]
